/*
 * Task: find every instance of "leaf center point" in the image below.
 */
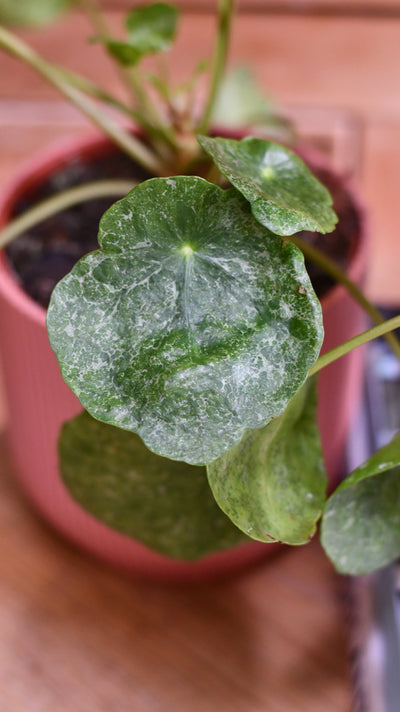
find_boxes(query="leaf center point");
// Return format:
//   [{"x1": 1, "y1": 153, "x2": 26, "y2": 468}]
[
  {"x1": 180, "y1": 244, "x2": 195, "y2": 258},
  {"x1": 261, "y1": 165, "x2": 276, "y2": 180}
]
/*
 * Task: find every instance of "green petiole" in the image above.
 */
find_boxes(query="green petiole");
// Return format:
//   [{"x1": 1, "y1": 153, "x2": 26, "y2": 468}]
[
  {"x1": 0, "y1": 180, "x2": 137, "y2": 251},
  {"x1": 309, "y1": 315, "x2": 400, "y2": 377},
  {"x1": 291, "y1": 234, "x2": 400, "y2": 362}
]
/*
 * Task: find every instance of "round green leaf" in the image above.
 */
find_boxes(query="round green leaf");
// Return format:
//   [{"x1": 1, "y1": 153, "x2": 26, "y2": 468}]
[
  {"x1": 60, "y1": 411, "x2": 248, "y2": 560},
  {"x1": 0, "y1": 0, "x2": 73, "y2": 26},
  {"x1": 126, "y1": 2, "x2": 178, "y2": 47},
  {"x1": 105, "y1": 2, "x2": 179, "y2": 66},
  {"x1": 101, "y1": 3, "x2": 178, "y2": 66},
  {"x1": 321, "y1": 434, "x2": 400, "y2": 575},
  {"x1": 47, "y1": 176, "x2": 323, "y2": 465},
  {"x1": 207, "y1": 378, "x2": 327, "y2": 545},
  {"x1": 197, "y1": 135, "x2": 337, "y2": 236}
]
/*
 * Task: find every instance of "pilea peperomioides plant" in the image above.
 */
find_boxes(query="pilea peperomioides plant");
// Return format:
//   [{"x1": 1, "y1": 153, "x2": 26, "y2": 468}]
[{"x1": 1, "y1": 0, "x2": 400, "y2": 575}]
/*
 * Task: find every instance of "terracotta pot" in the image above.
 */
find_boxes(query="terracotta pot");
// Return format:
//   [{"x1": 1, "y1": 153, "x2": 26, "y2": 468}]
[{"x1": 0, "y1": 132, "x2": 367, "y2": 581}]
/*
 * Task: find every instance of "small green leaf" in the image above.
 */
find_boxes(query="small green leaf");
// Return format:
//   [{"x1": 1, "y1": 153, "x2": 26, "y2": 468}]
[
  {"x1": 321, "y1": 434, "x2": 400, "y2": 575},
  {"x1": 47, "y1": 176, "x2": 323, "y2": 465},
  {"x1": 105, "y1": 2, "x2": 179, "y2": 67},
  {"x1": 0, "y1": 0, "x2": 73, "y2": 26},
  {"x1": 59, "y1": 411, "x2": 248, "y2": 560},
  {"x1": 197, "y1": 135, "x2": 337, "y2": 236},
  {"x1": 207, "y1": 378, "x2": 326, "y2": 545},
  {"x1": 126, "y1": 2, "x2": 178, "y2": 49},
  {"x1": 105, "y1": 40, "x2": 143, "y2": 67}
]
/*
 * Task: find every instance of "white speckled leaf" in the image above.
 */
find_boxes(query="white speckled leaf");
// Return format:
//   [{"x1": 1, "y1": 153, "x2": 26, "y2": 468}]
[
  {"x1": 321, "y1": 434, "x2": 400, "y2": 575},
  {"x1": 197, "y1": 135, "x2": 337, "y2": 236},
  {"x1": 207, "y1": 378, "x2": 327, "y2": 544},
  {"x1": 47, "y1": 176, "x2": 323, "y2": 464},
  {"x1": 59, "y1": 410, "x2": 248, "y2": 560}
]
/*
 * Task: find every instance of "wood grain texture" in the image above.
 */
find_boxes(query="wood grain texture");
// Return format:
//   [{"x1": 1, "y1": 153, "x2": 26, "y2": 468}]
[
  {"x1": 96, "y1": 1, "x2": 400, "y2": 15},
  {"x1": 0, "y1": 435, "x2": 352, "y2": 712}
]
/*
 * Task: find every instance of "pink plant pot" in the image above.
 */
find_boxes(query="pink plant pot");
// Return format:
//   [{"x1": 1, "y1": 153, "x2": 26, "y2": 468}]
[{"x1": 0, "y1": 133, "x2": 368, "y2": 581}]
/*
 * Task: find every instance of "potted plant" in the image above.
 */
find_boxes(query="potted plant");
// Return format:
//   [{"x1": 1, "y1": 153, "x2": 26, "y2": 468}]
[{"x1": 0, "y1": 0, "x2": 398, "y2": 581}]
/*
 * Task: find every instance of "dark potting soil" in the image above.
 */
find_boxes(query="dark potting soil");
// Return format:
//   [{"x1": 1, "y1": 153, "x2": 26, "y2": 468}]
[
  {"x1": 5, "y1": 149, "x2": 360, "y2": 308},
  {"x1": 6, "y1": 150, "x2": 152, "y2": 308}
]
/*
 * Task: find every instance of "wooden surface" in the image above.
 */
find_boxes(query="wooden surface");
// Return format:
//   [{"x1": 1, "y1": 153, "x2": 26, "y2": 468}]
[
  {"x1": 0, "y1": 436, "x2": 352, "y2": 712},
  {"x1": 1, "y1": 8, "x2": 399, "y2": 709},
  {"x1": 102, "y1": 0, "x2": 400, "y2": 15}
]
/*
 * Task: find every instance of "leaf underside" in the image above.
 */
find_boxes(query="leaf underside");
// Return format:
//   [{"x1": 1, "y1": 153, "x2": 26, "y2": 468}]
[
  {"x1": 59, "y1": 410, "x2": 248, "y2": 560},
  {"x1": 47, "y1": 176, "x2": 323, "y2": 465},
  {"x1": 197, "y1": 135, "x2": 337, "y2": 236},
  {"x1": 321, "y1": 434, "x2": 400, "y2": 575},
  {"x1": 211, "y1": 66, "x2": 286, "y2": 131},
  {"x1": 207, "y1": 378, "x2": 327, "y2": 545}
]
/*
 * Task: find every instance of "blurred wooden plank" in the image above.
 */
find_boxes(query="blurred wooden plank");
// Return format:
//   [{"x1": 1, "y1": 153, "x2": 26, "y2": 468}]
[
  {"x1": 101, "y1": 0, "x2": 400, "y2": 16},
  {"x1": 0, "y1": 376, "x2": 5, "y2": 429},
  {"x1": 0, "y1": 13, "x2": 399, "y2": 119},
  {"x1": 0, "y1": 434, "x2": 352, "y2": 712},
  {"x1": 364, "y1": 120, "x2": 400, "y2": 305}
]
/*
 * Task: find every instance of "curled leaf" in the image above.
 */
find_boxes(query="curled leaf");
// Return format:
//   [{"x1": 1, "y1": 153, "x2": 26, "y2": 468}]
[
  {"x1": 197, "y1": 135, "x2": 337, "y2": 236},
  {"x1": 207, "y1": 378, "x2": 327, "y2": 545}
]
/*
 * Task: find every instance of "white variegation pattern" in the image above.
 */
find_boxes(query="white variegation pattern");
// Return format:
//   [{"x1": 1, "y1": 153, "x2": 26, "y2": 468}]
[{"x1": 47, "y1": 176, "x2": 323, "y2": 464}]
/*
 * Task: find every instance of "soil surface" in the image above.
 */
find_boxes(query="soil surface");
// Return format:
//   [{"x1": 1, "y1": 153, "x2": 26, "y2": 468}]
[{"x1": 5, "y1": 149, "x2": 360, "y2": 308}]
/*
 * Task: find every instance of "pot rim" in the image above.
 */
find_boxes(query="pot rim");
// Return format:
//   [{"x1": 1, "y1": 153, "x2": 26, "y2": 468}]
[{"x1": 0, "y1": 129, "x2": 368, "y2": 325}]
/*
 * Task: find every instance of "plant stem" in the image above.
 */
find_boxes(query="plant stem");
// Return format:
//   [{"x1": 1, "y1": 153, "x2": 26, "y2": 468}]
[
  {"x1": 60, "y1": 63, "x2": 176, "y2": 158},
  {"x1": 78, "y1": 0, "x2": 177, "y2": 151},
  {"x1": 128, "y1": 68, "x2": 179, "y2": 150},
  {"x1": 0, "y1": 26, "x2": 164, "y2": 175},
  {"x1": 54, "y1": 65, "x2": 136, "y2": 119},
  {"x1": 291, "y1": 235, "x2": 400, "y2": 362},
  {"x1": 28, "y1": 63, "x2": 173, "y2": 162},
  {"x1": 309, "y1": 315, "x2": 400, "y2": 377},
  {"x1": 0, "y1": 180, "x2": 136, "y2": 250},
  {"x1": 76, "y1": 0, "x2": 137, "y2": 104},
  {"x1": 197, "y1": 0, "x2": 235, "y2": 134}
]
